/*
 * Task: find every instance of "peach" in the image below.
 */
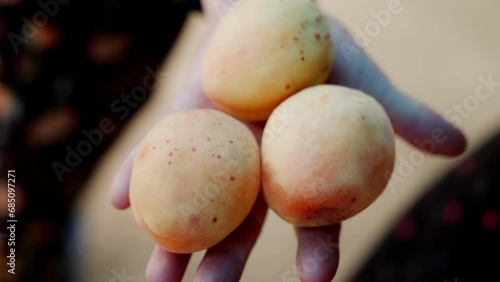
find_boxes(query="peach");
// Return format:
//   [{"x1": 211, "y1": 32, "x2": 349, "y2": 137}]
[
  {"x1": 261, "y1": 85, "x2": 395, "y2": 227},
  {"x1": 130, "y1": 109, "x2": 260, "y2": 253},
  {"x1": 201, "y1": 0, "x2": 333, "y2": 121}
]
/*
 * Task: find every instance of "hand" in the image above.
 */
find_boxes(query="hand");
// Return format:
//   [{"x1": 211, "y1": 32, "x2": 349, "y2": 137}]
[{"x1": 110, "y1": 1, "x2": 466, "y2": 281}]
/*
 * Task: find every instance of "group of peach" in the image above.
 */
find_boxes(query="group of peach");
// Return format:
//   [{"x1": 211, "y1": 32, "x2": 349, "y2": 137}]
[{"x1": 130, "y1": 0, "x2": 395, "y2": 253}]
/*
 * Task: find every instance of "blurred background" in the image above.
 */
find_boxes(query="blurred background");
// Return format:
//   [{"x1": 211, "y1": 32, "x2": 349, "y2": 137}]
[{"x1": 1, "y1": 0, "x2": 499, "y2": 282}]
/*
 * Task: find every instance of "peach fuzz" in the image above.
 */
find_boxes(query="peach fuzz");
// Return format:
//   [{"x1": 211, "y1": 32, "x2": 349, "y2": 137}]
[
  {"x1": 130, "y1": 109, "x2": 260, "y2": 253},
  {"x1": 261, "y1": 85, "x2": 395, "y2": 227},
  {"x1": 201, "y1": 0, "x2": 333, "y2": 121}
]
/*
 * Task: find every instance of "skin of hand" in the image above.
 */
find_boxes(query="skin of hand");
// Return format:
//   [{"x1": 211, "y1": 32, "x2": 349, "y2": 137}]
[{"x1": 110, "y1": 1, "x2": 467, "y2": 281}]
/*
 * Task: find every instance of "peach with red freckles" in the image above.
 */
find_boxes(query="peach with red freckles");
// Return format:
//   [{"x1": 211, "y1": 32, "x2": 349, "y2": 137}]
[
  {"x1": 130, "y1": 109, "x2": 260, "y2": 253},
  {"x1": 201, "y1": 0, "x2": 333, "y2": 121}
]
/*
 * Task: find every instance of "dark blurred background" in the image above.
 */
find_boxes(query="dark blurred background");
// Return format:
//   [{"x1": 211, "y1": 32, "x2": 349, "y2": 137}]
[{"x1": 0, "y1": 1, "x2": 200, "y2": 281}]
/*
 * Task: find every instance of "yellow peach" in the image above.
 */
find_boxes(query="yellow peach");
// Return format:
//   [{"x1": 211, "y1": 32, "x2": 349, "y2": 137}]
[
  {"x1": 261, "y1": 85, "x2": 395, "y2": 227},
  {"x1": 201, "y1": 0, "x2": 333, "y2": 121},
  {"x1": 130, "y1": 109, "x2": 260, "y2": 253}
]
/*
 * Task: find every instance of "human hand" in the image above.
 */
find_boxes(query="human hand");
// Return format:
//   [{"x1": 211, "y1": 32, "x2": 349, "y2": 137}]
[{"x1": 110, "y1": 1, "x2": 466, "y2": 281}]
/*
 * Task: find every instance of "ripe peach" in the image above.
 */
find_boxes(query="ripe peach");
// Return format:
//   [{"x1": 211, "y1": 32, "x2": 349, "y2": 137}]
[
  {"x1": 201, "y1": 0, "x2": 333, "y2": 121},
  {"x1": 130, "y1": 109, "x2": 260, "y2": 253},
  {"x1": 261, "y1": 85, "x2": 395, "y2": 227}
]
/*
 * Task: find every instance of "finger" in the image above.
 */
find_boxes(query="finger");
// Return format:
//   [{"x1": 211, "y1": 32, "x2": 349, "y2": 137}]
[
  {"x1": 145, "y1": 245, "x2": 191, "y2": 282},
  {"x1": 110, "y1": 146, "x2": 137, "y2": 209},
  {"x1": 193, "y1": 194, "x2": 268, "y2": 282},
  {"x1": 295, "y1": 224, "x2": 340, "y2": 282},
  {"x1": 326, "y1": 16, "x2": 466, "y2": 156}
]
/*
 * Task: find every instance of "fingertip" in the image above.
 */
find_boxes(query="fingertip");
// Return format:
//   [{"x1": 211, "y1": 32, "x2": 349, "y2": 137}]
[
  {"x1": 146, "y1": 246, "x2": 191, "y2": 282},
  {"x1": 110, "y1": 172, "x2": 131, "y2": 210},
  {"x1": 396, "y1": 103, "x2": 468, "y2": 157},
  {"x1": 295, "y1": 224, "x2": 340, "y2": 282},
  {"x1": 110, "y1": 147, "x2": 138, "y2": 210}
]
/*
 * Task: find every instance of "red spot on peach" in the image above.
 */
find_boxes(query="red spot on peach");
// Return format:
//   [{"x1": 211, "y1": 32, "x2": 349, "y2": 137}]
[
  {"x1": 168, "y1": 152, "x2": 173, "y2": 156},
  {"x1": 192, "y1": 147, "x2": 196, "y2": 152},
  {"x1": 189, "y1": 215, "x2": 200, "y2": 226},
  {"x1": 230, "y1": 176, "x2": 235, "y2": 182},
  {"x1": 217, "y1": 154, "x2": 222, "y2": 159},
  {"x1": 207, "y1": 136, "x2": 211, "y2": 141},
  {"x1": 174, "y1": 148, "x2": 178, "y2": 151},
  {"x1": 229, "y1": 140, "x2": 233, "y2": 144},
  {"x1": 315, "y1": 33, "x2": 321, "y2": 40},
  {"x1": 166, "y1": 139, "x2": 170, "y2": 143},
  {"x1": 286, "y1": 84, "x2": 291, "y2": 90},
  {"x1": 168, "y1": 162, "x2": 171, "y2": 165},
  {"x1": 152, "y1": 146, "x2": 157, "y2": 150}
]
